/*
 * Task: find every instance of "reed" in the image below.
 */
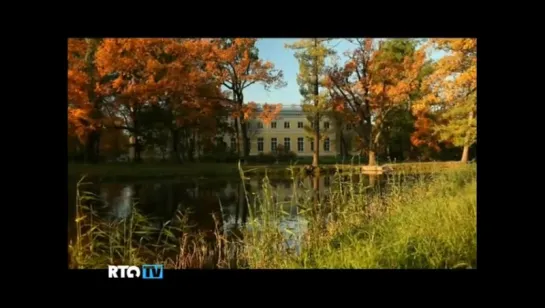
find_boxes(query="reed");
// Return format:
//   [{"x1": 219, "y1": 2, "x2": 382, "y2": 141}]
[{"x1": 68, "y1": 162, "x2": 477, "y2": 269}]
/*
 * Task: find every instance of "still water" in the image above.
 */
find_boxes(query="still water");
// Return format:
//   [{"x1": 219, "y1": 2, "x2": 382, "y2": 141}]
[{"x1": 68, "y1": 174, "x2": 388, "y2": 247}]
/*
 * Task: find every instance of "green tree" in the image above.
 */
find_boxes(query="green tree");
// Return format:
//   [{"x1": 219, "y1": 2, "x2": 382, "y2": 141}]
[{"x1": 286, "y1": 39, "x2": 335, "y2": 167}]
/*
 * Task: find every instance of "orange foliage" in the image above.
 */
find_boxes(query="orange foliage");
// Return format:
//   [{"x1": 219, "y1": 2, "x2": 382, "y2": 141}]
[
  {"x1": 412, "y1": 38, "x2": 476, "y2": 149},
  {"x1": 95, "y1": 39, "x2": 172, "y2": 102},
  {"x1": 417, "y1": 38, "x2": 476, "y2": 109},
  {"x1": 367, "y1": 45, "x2": 425, "y2": 111},
  {"x1": 212, "y1": 39, "x2": 279, "y2": 87},
  {"x1": 241, "y1": 103, "x2": 257, "y2": 121},
  {"x1": 209, "y1": 38, "x2": 285, "y2": 107},
  {"x1": 327, "y1": 39, "x2": 425, "y2": 137},
  {"x1": 259, "y1": 103, "x2": 283, "y2": 124},
  {"x1": 96, "y1": 39, "x2": 223, "y2": 126},
  {"x1": 410, "y1": 110, "x2": 440, "y2": 151},
  {"x1": 236, "y1": 102, "x2": 283, "y2": 124},
  {"x1": 68, "y1": 38, "x2": 97, "y2": 142},
  {"x1": 230, "y1": 102, "x2": 282, "y2": 124}
]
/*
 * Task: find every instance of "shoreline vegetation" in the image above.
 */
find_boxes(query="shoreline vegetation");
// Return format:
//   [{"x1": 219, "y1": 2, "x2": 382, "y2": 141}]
[
  {"x1": 68, "y1": 162, "x2": 476, "y2": 269},
  {"x1": 68, "y1": 161, "x2": 468, "y2": 179}
]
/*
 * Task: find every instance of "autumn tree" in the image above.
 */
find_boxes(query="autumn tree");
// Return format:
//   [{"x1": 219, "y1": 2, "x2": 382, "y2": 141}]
[
  {"x1": 326, "y1": 106, "x2": 350, "y2": 160},
  {"x1": 406, "y1": 59, "x2": 440, "y2": 159},
  {"x1": 413, "y1": 38, "x2": 476, "y2": 163},
  {"x1": 381, "y1": 59, "x2": 438, "y2": 161},
  {"x1": 96, "y1": 39, "x2": 212, "y2": 162},
  {"x1": 211, "y1": 38, "x2": 286, "y2": 160},
  {"x1": 240, "y1": 102, "x2": 283, "y2": 156},
  {"x1": 286, "y1": 38, "x2": 335, "y2": 167},
  {"x1": 326, "y1": 39, "x2": 425, "y2": 166},
  {"x1": 68, "y1": 38, "x2": 105, "y2": 163},
  {"x1": 100, "y1": 116, "x2": 130, "y2": 160},
  {"x1": 157, "y1": 39, "x2": 225, "y2": 163}
]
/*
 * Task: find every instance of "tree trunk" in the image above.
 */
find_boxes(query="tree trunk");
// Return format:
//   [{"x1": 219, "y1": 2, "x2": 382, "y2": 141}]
[
  {"x1": 239, "y1": 116, "x2": 249, "y2": 161},
  {"x1": 312, "y1": 171, "x2": 320, "y2": 213},
  {"x1": 369, "y1": 174, "x2": 377, "y2": 187},
  {"x1": 85, "y1": 130, "x2": 100, "y2": 163},
  {"x1": 461, "y1": 145, "x2": 469, "y2": 163},
  {"x1": 195, "y1": 130, "x2": 200, "y2": 162},
  {"x1": 340, "y1": 132, "x2": 348, "y2": 160},
  {"x1": 312, "y1": 39, "x2": 320, "y2": 168},
  {"x1": 233, "y1": 90, "x2": 249, "y2": 162},
  {"x1": 313, "y1": 119, "x2": 320, "y2": 167},
  {"x1": 461, "y1": 111, "x2": 474, "y2": 163},
  {"x1": 188, "y1": 133, "x2": 196, "y2": 162},
  {"x1": 94, "y1": 132, "x2": 101, "y2": 162},
  {"x1": 133, "y1": 136, "x2": 141, "y2": 162},
  {"x1": 368, "y1": 150, "x2": 377, "y2": 166},
  {"x1": 234, "y1": 117, "x2": 241, "y2": 156},
  {"x1": 83, "y1": 39, "x2": 102, "y2": 164},
  {"x1": 132, "y1": 122, "x2": 141, "y2": 163},
  {"x1": 368, "y1": 119, "x2": 383, "y2": 166},
  {"x1": 170, "y1": 129, "x2": 182, "y2": 164}
]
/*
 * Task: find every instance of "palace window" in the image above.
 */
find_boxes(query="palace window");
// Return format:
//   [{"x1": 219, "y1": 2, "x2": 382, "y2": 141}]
[
  {"x1": 324, "y1": 138, "x2": 330, "y2": 152},
  {"x1": 271, "y1": 138, "x2": 277, "y2": 152},
  {"x1": 257, "y1": 137, "x2": 264, "y2": 152},
  {"x1": 284, "y1": 137, "x2": 291, "y2": 151},
  {"x1": 297, "y1": 137, "x2": 304, "y2": 152}
]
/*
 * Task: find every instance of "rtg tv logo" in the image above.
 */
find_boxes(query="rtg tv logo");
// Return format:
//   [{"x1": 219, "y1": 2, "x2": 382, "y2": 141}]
[{"x1": 108, "y1": 264, "x2": 163, "y2": 279}]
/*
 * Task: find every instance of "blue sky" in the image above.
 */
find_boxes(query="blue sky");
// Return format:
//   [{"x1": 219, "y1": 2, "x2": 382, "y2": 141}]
[{"x1": 239, "y1": 38, "x2": 445, "y2": 106}]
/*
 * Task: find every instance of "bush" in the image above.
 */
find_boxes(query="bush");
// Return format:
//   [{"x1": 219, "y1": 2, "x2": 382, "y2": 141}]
[
  {"x1": 278, "y1": 151, "x2": 297, "y2": 163},
  {"x1": 256, "y1": 152, "x2": 276, "y2": 164},
  {"x1": 200, "y1": 151, "x2": 239, "y2": 163}
]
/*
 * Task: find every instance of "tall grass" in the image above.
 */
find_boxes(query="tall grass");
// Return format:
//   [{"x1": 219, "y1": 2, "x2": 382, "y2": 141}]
[
  {"x1": 230, "y1": 162, "x2": 476, "y2": 269},
  {"x1": 68, "y1": 176, "x2": 187, "y2": 269},
  {"x1": 68, "y1": 162, "x2": 476, "y2": 269}
]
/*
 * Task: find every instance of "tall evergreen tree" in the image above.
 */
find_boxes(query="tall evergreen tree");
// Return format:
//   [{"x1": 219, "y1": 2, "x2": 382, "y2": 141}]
[{"x1": 286, "y1": 39, "x2": 335, "y2": 167}]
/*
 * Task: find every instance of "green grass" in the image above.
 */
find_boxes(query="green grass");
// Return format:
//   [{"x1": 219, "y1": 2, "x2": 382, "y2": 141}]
[
  {"x1": 69, "y1": 162, "x2": 476, "y2": 269},
  {"x1": 234, "y1": 162, "x2": 476, "y2": 269}
]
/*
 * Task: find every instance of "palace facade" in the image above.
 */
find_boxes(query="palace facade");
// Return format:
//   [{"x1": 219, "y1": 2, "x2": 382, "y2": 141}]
[{"x1": 223, "y1": 104, "x2": 356, "y2": 157}]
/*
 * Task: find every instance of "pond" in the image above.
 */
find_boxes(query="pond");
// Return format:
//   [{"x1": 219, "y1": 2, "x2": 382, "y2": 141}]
[
  {"x1": 67, "y1": 172, "x2": 404, "y2": 268},
  {"x1": 70, "y1": 174, "x2": 386, "y2": 232}
]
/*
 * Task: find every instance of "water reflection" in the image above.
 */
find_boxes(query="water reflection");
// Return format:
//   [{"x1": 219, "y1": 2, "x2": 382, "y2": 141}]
[{"x1": 68, "y1": 173, "x2": 387, "y2": 253}]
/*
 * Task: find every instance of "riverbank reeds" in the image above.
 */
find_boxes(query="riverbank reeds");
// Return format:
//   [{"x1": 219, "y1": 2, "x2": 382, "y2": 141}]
[
  {"x1": 68, "y1": 161, "x2": 465, "y2": 180},
  {"x1": 68, "y1": 162, "x2": 476, "y2": 269}
]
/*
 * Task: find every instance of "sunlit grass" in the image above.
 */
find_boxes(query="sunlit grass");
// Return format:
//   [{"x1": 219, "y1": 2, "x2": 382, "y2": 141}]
[{"x1": 68, "y1": 162, "x2": 476, "y2": 269}]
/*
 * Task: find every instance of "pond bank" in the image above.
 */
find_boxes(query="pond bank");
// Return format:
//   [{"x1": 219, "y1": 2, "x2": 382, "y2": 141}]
[
  {"x1": 69, "y1": 163, "x2": 476, "y2": 269},
  {"x1": 68, "y1": 161, "x2": 466, "y2": 180}
]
